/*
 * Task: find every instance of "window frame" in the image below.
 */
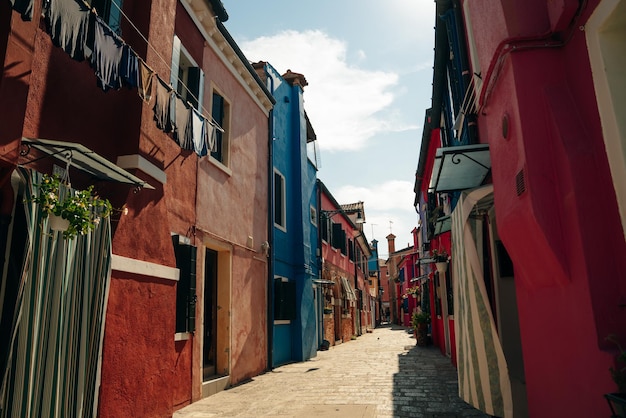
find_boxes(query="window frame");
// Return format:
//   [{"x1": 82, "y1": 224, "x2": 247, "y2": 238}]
[
  {"x1": 310, "y1": 205, "x2": 317, "y2": 226},
  {"x1": 273, "y1": 169, "x2": 286, "y2": 231},
  {"x1": 91, "y1": 0, "x2": 124, "y2": 34},
  {"x1": 171, "y1": 35, "x2": 204, "y2": 111},
  {"x1": 209, "y1": 88, "x2": 231, "y2": 167}
]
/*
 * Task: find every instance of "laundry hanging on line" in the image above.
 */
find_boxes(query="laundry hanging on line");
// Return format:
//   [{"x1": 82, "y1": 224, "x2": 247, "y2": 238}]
[{"x1": 17, "y1": 0, "x2": 218, "y2": 158}]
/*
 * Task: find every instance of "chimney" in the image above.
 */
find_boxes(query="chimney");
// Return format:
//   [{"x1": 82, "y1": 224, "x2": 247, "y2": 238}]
[{"x1": 386, "y1": 233, "x2": 396, "y2": 255}]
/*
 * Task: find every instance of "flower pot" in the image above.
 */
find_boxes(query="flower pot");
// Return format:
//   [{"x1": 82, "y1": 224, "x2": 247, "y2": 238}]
[{"x1": 49, "y1": 214, "x2": 69, "y2": 232}]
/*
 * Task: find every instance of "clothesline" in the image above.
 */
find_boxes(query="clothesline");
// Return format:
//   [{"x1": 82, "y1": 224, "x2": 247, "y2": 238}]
[
  {"x1": 93, "y1": 0, "x2": 225, "y2": 133},
  {"x1": 9, "y1": 0, "x2": 224, "y2": 135},
  {"x1": 105, "y1": 0, "x2": 224, "y2": 133}
]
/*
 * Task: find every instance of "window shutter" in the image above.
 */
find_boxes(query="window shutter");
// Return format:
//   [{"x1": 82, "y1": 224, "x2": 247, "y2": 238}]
[
  {"x1": 321, "y1": 215, "x2": 328, "y2": 242},
  {"x1": 340, "y1": 229, "x2": 347, "y2": 255},
  {"x1": 211, "y1": 93, "x2": 225, "y2": 161},
  {"x1": 331, "y1": 223, "x2": 342, "y2": 250},
  {"x1": 171, "y1": 35, "x2": 181, "y2": 88},
  {"x1": 186, "y1": 67, "x2": 203, "y2": 109},
  {"x1": 348, "y1": 239, "x2": 354, "y2": 261},
  {"x1": 172, "y1": 237, "x2": 197, "y2": 333}
]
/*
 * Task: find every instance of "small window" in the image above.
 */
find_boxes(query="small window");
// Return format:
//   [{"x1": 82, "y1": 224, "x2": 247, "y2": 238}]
[
  {"x1": 91, "y1": 0, "x2": 124, "y2": 34},
  {"x1": 274, "y1": 170, "x2": 286, "y2": 229},
  {"x1": 310, "y1": 206, "x2": 317, "y2": 226},
  {"x1": 211, "y1": 91, "x2": 230, "y2": 165}
]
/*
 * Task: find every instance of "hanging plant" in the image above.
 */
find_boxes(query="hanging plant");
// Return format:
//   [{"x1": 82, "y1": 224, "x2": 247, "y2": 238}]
[{"x1": 31, "y1": 174, "x2": 112, "y2": 239}]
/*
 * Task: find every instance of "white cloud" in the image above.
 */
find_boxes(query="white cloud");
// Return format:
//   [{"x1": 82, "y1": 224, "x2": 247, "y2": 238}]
[
  {"x1": 331, "y1": 180, "x2": 418, "y2": 257},
  {"x1": 239, "y1": 30, "x2": 399, "y2": 151}
]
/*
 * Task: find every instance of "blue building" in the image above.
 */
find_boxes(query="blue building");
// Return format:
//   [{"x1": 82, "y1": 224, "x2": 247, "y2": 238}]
[
  {"x1": 253, "y1": 62, "x2": 320, "y2": 367},
  {"x1": 367, "y1": 239, "x2": 381, "y2": 325}
]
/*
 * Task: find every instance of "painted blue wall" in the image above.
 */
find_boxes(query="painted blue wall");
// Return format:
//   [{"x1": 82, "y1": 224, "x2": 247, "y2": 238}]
[{"x1": 266, "y1": 63, "x2": 318, "y2": 367}]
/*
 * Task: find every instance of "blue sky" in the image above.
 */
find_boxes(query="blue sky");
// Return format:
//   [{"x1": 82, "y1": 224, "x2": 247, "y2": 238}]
[{"x1": 223, "y1": 1, "x2": 436, "y2": 257}]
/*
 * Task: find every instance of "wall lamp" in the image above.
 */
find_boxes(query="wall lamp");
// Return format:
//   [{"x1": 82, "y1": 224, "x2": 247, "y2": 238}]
[{"x1": 321, "y1": 209, "x2": 365, "y2": 224}]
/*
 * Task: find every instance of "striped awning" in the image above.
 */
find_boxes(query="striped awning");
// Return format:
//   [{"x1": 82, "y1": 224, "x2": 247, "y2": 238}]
[
  {"x1": 340, "y1": 277, "x2": 357, "y2": 301},
  {"x1": 452, "y1": 185, "x2": 513, "y2": 418},
  {"x1": 1, "y1": 168, "x2": 112, "y2": 417}
]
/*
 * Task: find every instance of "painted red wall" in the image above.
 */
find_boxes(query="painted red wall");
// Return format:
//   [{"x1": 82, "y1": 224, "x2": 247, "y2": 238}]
[
  {"x1": 463, "y1": 0, "x2": 626, "y2": 415},
  {"x1": 2, "y1": 0, "x2": 271, "y2": 413}
]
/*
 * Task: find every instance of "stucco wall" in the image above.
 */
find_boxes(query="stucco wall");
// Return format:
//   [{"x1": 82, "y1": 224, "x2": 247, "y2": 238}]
[{"x1": 463, "y1": 0, "x2": 626, "y2": 416}]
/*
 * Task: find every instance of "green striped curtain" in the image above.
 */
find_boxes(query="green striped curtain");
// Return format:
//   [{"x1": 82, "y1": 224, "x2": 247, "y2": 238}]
[
  {"x1": 451, "y1": 185, "x2": 513, "y2": 418},
  {"x1": 0, "y1": 168, "x2": 112, "y2": 418}
]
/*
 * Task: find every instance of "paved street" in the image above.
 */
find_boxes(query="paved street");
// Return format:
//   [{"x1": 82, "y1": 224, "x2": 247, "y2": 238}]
[{"x1": 174, "y1": 324, "x2": 490, "y2": 418}]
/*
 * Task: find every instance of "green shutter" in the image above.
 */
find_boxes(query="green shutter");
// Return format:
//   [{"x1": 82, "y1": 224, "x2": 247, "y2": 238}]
[{"x1": 172, "y1": 238, "x2": 197, "y2": 333}]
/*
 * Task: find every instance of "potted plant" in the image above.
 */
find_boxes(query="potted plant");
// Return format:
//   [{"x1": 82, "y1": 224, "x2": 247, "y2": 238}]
[
  {"x1": 407, "y1": 285, "x2": 420, "y2": 298},
  {"x1": 412, "y1": 311, "x2": 430, "y2": 347},
  {"x1": 31, "y1": 174, "x2": 112, "y2": 239},
  {"x1": 433, "y1": 249, "x2": 449, "y2": 273},
  {"x1": 605, "y1": 335, "x2": 626, "y2": 416}
]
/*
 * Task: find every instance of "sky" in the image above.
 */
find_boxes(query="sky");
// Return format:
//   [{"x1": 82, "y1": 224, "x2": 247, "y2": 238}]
[{"x1": 222, "y1": 1, "x2": 437, "y2": 258}]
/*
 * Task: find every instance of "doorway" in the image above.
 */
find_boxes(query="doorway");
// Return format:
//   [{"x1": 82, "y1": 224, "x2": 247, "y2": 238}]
[{"x1": 203, "y1": 248, "x2": 217, "y2": 380}]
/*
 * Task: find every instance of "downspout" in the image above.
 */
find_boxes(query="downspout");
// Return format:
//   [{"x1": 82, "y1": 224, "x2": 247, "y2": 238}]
[
  {"x1": 316, "y1": 179, "x2": 324, "y2": 344},
  {"x1": 265, "y1": 65, "x2": 275, "y2": 371},
  {"x1": 354, "y1": 248, "x2": 359, "y2": 336},
  {"x1": 477, "y1": 0, "x2": 587, "y2": 110}
]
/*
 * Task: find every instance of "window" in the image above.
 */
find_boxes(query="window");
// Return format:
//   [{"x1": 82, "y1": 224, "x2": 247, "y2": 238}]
[
  {"x1": 331, "y1": 223, "x2": 346, "y2": 254},
  {"x1": 171, "y1": 36, "x2": 204, "y2": 110},
  {"x1": 310, "y1": 206, "x2": 317, "y2": 226},
  {"x1": 274, "y1": 170, "x2": 286, "y2": 229},
  {"x1": 211, "y1": 91, "x2": 230, "y2": 164},
  {"x1": 320, "y1": 214, "x2": 328, "y2": 242},
  {"x1": 91, "y1": 0, "x2": 123, "y2": 34},
  {"x1": 172, "y1": 236, "x2": 197, "y2": 333},
  {"x1": 348, "y1": 239, "x2": 354, "y2": 261},
  {"x1": 274, "y1": 278, "x2": 296, "y2": 320}
]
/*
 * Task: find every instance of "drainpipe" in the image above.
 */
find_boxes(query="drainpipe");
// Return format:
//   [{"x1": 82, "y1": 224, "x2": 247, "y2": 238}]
[
  {"x1": 316, "y1": 180, "x2": 324, "y2": 343},
  {"x1": 264, "y1": 65, "x2": 275, "y2": 371}
]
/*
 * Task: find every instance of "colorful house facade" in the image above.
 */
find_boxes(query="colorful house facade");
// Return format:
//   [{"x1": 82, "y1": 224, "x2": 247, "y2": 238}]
[
  {"x1": 252, "y1": 62, "x2": 320, "y2": 367},
  {"x1": 0, "y1": 0, "x2": 274, "y2": 416},
  {"x1": 318, "y1": 181, "x2": 371, "y2": 345},
  {"x1": 415, "y1": 0, "x2": 626, "y2": 416}
]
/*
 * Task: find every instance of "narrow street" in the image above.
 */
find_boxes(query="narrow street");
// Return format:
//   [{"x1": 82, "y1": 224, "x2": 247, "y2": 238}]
[{"x1": 174, "y1": 325, "x2": 489, "y2": 418}]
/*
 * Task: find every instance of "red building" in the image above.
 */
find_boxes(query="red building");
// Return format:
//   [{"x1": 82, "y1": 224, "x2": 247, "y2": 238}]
[
  {"x1": 318, "y1": 181, "x2": 371, "y2": 345},
  {"x1": 1, "y1": 0, "x2": 274, "y2": 416},
  {"x1": 416, "y1": 0, "x2": 626, "y2": 416}
]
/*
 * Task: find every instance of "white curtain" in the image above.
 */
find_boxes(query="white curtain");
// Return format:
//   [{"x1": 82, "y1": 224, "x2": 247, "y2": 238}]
[
  {"x1": 0, "y1": 168, "x2": 112, "y2": 418},
  {"x1": 452, "y1": 185, "x2": 513, "y2": 418}
]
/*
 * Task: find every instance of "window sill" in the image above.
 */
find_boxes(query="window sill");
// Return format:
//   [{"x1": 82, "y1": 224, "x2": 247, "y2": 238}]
[
  {"x1": 175, "y1": 332, "x2": 191, "y2": 341},
  {"x1": 207, "y1": 156, "x2": 232, "y2": 176}
]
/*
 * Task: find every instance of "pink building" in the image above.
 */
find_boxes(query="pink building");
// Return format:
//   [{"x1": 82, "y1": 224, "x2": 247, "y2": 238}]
[{"x1": 416, "y1": 0, "x2": 626, "y2": 416}]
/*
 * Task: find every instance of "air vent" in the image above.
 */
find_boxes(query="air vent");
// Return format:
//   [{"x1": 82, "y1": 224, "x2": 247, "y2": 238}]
[{"x1": 515, "y1": 169, "x2": 526, "y2": 196}]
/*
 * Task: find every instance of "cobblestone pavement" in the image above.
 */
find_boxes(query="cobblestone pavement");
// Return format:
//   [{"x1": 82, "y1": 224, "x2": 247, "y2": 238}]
[{"x1": 174, "y1": 324, "x2": 490, "y2": 418}]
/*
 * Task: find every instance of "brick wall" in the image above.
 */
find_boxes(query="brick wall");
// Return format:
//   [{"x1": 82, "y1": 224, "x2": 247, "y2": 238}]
[
  {"x1": 323, "y1": 316, "x2": 335, "y2": 346},
  {"x1": 341, "y1": 313, "x2": 353, "y2": 342}
]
